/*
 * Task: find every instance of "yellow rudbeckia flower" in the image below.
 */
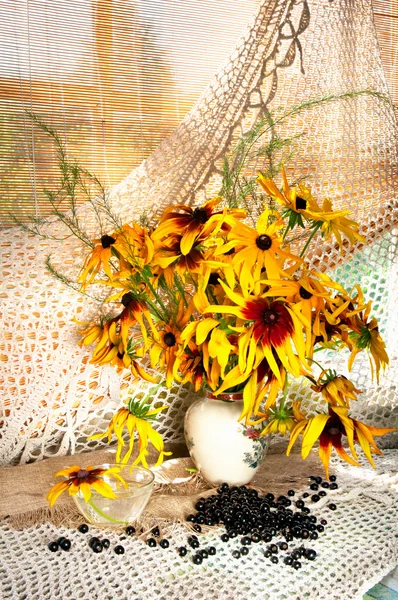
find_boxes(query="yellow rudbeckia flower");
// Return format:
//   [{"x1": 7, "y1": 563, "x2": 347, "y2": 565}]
[
  {"x1": 46, "y1": 465, "x2": 126, "y2": 507},
  {"x1": 205, "y1": 282, "x2": 308, "y2": 384},
  {"x1": 261, "y1": 407, "x2": 295, "y2": 436},
  {"x1": 257, "y1": 165, "x2": 322, "y2": 230},
  {"x1": 316, "y1": 198, "x2": 365, "y2": 249},
  {"x1": 152, "y1": 197, "x2": 245, "y2": 256},
  {"x1": 78, "y1": 233, "x2": 120, "y2": 289},
  {"x1": 287, "y1": 405, "x2": 397, "y2": 479},
  {"x1": 219, "y1": 209, "x2": 302, "y2": 290},
  {"x1": 311, "y1": 371, "x2": 361, "y2": 408},
  {"x1": 89, "y1": 401, "x2": 171, "y2": 466},
  {"x1": 348, "y1": 299, "x2": 389, "y2": 383}
]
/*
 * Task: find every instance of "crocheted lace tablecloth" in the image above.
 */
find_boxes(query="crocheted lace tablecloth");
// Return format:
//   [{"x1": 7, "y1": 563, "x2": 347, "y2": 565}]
[{"x1": 1, "y1": 451, "x2": 397, "y2": 600}]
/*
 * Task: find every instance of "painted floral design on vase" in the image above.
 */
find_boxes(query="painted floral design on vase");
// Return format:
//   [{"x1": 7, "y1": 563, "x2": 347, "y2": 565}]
[{"x1": 184, "y1": 391, "x2": 268, "y2": 486}]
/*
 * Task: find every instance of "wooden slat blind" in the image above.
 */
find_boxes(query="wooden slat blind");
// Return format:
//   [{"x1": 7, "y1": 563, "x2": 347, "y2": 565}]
[
  {"x1": 373, "y1": 0, "x2": 398, "y2": 107},
  {"x1": 0, "y1": 0, "x2": 396, "y2": 228},
  {"x1": 0, "y1": 0, "x2": 258, "y2": 228}
]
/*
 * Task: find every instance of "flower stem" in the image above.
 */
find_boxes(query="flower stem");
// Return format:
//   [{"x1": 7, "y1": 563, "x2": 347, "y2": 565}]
[
  {"x1": 88, "y1": 498, "x2": 127, "y2": 525},
  {"x1": 300, "y1": 222, "x2": 321, "y2": 257},
  {"x1": 306, "y1": 356, "x2": 325, "y2": 371}
]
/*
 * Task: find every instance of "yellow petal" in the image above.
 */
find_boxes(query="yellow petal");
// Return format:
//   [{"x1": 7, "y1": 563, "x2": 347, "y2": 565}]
[
  {"x1": 334, "y1": 443, "x2": 361, "y2": 467},
  {"x1": 318, "y1": 439, "x2": 333, "y2": 480},
  {"x1": 355, "y1": 427, "x2": 376, "y2": 468},
  {"x1": 301, "y1": 414, "x2": 330, "y2": 459},
  {"x1": 240, "y1": 372, "x2": 257, "y2": 422},
  {"x1": 54, "y1": 466, "x2": 81, "y2": 478},
  {"x1": 196, "y1": 319, "x2": 219, "y2": 345},
  {"x1": 90, "y1": 479, "x2": 117, "y2": 500},
  {"x1": 286, "y1": 420, "x2": 308, "y2": 455},
  {"x1": 46, "y1": 481, "x2": 69, "y2": 507}
]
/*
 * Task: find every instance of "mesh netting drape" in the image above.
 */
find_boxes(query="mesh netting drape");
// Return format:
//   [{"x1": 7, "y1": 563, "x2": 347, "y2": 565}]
[{"x1": 1, "y1": 0, "x2": 397, "y2": 465}]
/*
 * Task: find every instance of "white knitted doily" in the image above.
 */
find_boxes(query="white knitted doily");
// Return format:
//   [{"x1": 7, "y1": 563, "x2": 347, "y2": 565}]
[{"x1": 1, "y1": 451, "x2": 396, "y2": 600}]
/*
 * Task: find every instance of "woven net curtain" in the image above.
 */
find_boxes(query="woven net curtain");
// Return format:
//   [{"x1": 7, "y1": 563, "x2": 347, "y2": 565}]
[{"x1": 1, "y1": 0, "x2": 398, "y2": 465}]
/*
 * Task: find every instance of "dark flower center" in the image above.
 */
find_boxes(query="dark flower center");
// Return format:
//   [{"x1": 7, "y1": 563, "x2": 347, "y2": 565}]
[
  {"x1": 299, "y1": 286, "x2": 313, "y2": 300},
  {"x1": 324, "y1": 416, "x2": 344, "y2": 437},
  {"x1": 76, "y1": 469, "x2": 89, "y2": 479},
  {"x1": 263, "y1": 309, "x2": 279, "y2": 325},
  {"x1": 192, "y1": 207, "x2": 209, "y2": 224},
  {"x1": 101, "y1": 234, "x2": 116, "y2": 248},
  {"x1": 121, "y1": 292, "x2": 134, "y2": 307},
  {"x1": 256, "y1": 235, "x2": 272, "y2": 250},
  {"x1": 325, "y1": 426, "x2": 341, "y2": 437},
  {"x1": 164, "y1": 332, "x2": 176, "y2": 347},
  {"x1": 296, "y1": 196, "x2": 307, "y2": 210},
  {"x1": 208, "y1": 273, "x2": 221, "y2": 286}
]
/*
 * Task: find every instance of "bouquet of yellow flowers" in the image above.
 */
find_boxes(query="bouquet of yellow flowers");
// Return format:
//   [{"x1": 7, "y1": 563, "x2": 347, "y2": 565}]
[{"x1": 75, "y1": 163, "x2": 394, "y2": 478}]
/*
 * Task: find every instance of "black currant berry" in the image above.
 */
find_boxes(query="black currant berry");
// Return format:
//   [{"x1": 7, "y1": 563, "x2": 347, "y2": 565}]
[
  {"x1": 59, "y1": 538, "x2": 71, "y2": 551},
  {"x1": 192, "y1": 554, "x2": 203, "y2": 565},
  {"x1": 48, "y1": 542, "x2": 58, "y2": 552},
  {"x1": 271, "y1": 556, "x2": 279, "y2": 564}
]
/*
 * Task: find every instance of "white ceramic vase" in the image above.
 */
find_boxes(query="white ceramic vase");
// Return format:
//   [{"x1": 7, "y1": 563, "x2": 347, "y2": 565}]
[{"x1": 184, "y1": 391, "x2": 268, "y2": 486}]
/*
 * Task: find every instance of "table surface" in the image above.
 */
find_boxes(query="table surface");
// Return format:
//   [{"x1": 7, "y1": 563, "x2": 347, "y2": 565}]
[{"x1": 1, "y1": 451, "x2": 397, "y2": 600}]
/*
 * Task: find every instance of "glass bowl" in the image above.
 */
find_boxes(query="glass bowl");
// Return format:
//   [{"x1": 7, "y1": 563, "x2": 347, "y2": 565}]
[{"x1": 73, "y1": 464, "x2": 154, "y2": 526}]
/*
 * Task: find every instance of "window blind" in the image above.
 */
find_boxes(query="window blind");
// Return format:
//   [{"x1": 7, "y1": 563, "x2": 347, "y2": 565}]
[
  {"x1": 0, "y1": 0, "x2": 259, "y2": 227},
  {"x1": 0, "y1": 0, "x2": 396, "y2": 228},
  {"x1": 373, "y1": 0, "x2": 398, "y2": 104}
]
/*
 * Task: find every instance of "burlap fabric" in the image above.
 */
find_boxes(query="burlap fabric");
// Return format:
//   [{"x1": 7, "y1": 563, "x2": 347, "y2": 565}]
[{"x1": 0, "y1": 443, "x2": 325, "y2": 530}]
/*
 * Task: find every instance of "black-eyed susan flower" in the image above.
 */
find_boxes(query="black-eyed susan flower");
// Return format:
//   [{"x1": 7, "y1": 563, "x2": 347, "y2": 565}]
[
  {"x1": 152, "y1": 197, "x2": 245, "y2": 256},
  {"x1": 47, "y1": 465, "x2": 126, "y2": 507},
  {"x1": 257, "y1": 165, "x2": 322, "y2": 232},
  {"x1": 315, "y1": 198, "x2": 365, "y2": 249},
  {"x1": 287, "y1": 405, "x2": 397, "y2": 478},
  {"x1": 221, "y1": 209, "x2": 303, "y2": 291},
  {"x1": 149, "y1": 324, "x2": 184, "y2": 388},
  {"x1": 78, "y1": 318, "x2": 156, "y2": 382},
  {"x1": 261, "y1": 405, "x2": 295, "y2": 436},
  {"x1": 348, "y1": 299, "x2": 389, "y2": 383},
  {"x1": 147, "y1": 300, "x2": 194, "y2": 387},
  {"x1": 179, "y1": 317, "x2": 236, "y2": 382},
  {"x1": 173, "y1": 347, "x2": 206, "y2": 392},
  {"x1": 78, "y1": 233, "x2": 120, "y2": 288},
  {"x1": 152, "y1": 234, "x2": 206, "y2": 286},
  {"x1": 205, "y1": 283, "x2": 308, "y2": 384},
  {"x1": 115, "y1": 222, "x2": 155, "y2": 270},
  {"x1": 310, "y1": 371, "x2": 361, "y2": 408},
  {"x1": 90, "y1": 399, "x2": 170, "y2": 466},
  {"x1": 261, "y1": 271, "x2": 343, "y2": 356}
]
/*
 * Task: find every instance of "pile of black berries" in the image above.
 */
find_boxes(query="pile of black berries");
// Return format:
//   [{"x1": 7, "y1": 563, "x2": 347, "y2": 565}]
[{"x1": 183, "y1": 474, "x2": 338, "y2": 567}]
